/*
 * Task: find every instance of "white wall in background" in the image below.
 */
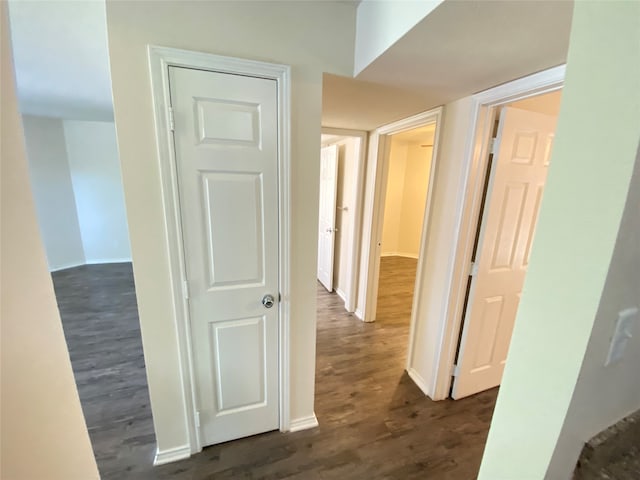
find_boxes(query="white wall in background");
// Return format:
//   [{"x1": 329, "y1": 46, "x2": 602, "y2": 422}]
[
  {"x1": 22, "y1": 115, "x2": 85, "y2": 271},
  {"x1": 64, "y1": 120, "x2": 131, "y2": 264}
]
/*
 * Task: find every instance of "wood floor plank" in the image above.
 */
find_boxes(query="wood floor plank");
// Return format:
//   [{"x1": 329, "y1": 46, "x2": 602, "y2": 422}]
[{"x1": 52, "y1": 256, "x2": 497, "y2": 479}]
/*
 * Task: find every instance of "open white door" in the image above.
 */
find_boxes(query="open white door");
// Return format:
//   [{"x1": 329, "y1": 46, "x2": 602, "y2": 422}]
[
  {"x1": 451, "y1": 107, "x2": 557, "y2": 399},
  {"x1": 317, "y1": 144, "x2": 339, "y2": 291},
  {"x1": 169, "y1": 66, "x2": 280, "y2": 445}
]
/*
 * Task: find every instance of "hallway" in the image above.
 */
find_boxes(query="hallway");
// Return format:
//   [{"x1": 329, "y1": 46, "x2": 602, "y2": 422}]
[{"x1": 54, "y1": 259, "x2": 497, "y2": 479}]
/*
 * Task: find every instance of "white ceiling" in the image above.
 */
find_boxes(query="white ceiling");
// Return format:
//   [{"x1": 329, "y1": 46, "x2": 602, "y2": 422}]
[
  {"x1": 7, "y1": 0, "x2": 572, "y2": 127},
  {"x1": 8, "y1": 0, "x2": 114, "y2": 120},
  {"x1": 323, "y1": 0, "x2": 574, "y2": 131}
]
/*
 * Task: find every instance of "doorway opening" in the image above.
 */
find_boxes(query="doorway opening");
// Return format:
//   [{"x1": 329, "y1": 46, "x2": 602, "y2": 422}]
[
  {"x1": 376, "y1": 125, "x2": 435, "y2": 333},
  {"x1": 317, "y1": 128, "x2": 367, "y2": 313},
  {"x1": 449, "y1": 88, "x2": 563, "y2": 399}
]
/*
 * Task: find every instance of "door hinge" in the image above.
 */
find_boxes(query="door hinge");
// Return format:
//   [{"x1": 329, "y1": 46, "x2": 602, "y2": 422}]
[
  {"x1": 182, "y1": 280, "x2": 190, "y2": 300},
  {"x1": 489, "y1": 137, "x2": 500, "y2": 155},
  {"x1": 451, "y1": 364, "x2": 461, "y2": 377},
  {"x1": 195, "y1": 411, "x2": 201, "y2": 428},
  {"x1": 278, "y1": 293, "x2": 282, "y2": 303},
  {"x1": 469, "y1": 261, "x2": 479, "y2": 277},
  {"x1": 168, "y1": 105, "x2": 175, "y2": 131}
]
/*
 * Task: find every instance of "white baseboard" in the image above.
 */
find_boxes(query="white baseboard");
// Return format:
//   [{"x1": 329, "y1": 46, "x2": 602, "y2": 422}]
[
  {"x1": 49, "y1": 261, "x2": 85, "y2": 272},
  {"x1": 335, "y1": 288, "x2": 347, "y2": 302},
  {"x1": 381, "y1": 252, "x2": 419, "y2": 259},
  {"x1": 354, "y1": 308, "x2": 364, "y2": 321},
  {"x1": 289, "y1": 414, "x2": 319, "y2": 432},
  {"x1": 86, "y1": 257, "x2": 133, "y2": 265},
  {"x1": 50, "y1": 258, "x2": 134, "y2": 272},
  {"x1": 407, "y1": 367, "x2": 431, "y2": 397},
  {"x1": 153, "y1": 444, "x2": 191, "y2": 466}
]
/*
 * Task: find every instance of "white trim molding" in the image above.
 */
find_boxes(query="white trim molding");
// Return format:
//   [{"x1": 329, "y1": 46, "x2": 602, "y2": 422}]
[
  {"x1": 49, "y1": 261, "x2": 85, "y2": 272},
  {"x1": 85, "y1": 257, "x2": 133, "y2": 265},
  {"x1": 430, "y1": 65, "x2": 566, "y2": 400},
  {"x1": 147, "y1": 45, "x2": 292, "y2": 458},
  {"x1": 358, "y1": 108, "x2": 443, "y2": 327},
  {"x1": 153, "y1": 445, "x2": 191, "y2": 466},
  {"x1": 407, "y1": 367, "x2": 430, "y2": 396},
  {"x1": 288, "y1": 414, "x2": 319, "y2": 432}
]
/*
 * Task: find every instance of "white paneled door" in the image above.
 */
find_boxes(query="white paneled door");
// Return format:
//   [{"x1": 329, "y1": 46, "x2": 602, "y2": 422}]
[
  {"x1": 452, "y1": 107, "x2": 557, "y2": 399},
  {"x1": 168, "y1": 66, "x2": 279, "y2": 445},
  {"x1": 317, "y1": 144, "x2": 339, "y2": 291}
]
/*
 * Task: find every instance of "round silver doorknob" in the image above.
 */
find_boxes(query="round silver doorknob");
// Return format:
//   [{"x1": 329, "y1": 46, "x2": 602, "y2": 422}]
[{"x1": 262, "y1": 294, "x2": 275, "y2": 309}]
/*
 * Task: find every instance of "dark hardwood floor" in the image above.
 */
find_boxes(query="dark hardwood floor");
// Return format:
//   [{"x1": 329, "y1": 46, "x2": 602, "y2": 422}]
[{"x1": 53, "y1": 257, "x2": 497, "y2": 480}]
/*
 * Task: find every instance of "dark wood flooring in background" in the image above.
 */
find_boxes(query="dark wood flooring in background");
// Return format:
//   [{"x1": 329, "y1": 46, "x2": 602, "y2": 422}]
[{"x1": 53, "y1": 257, "x2": 497, "y2": 480}]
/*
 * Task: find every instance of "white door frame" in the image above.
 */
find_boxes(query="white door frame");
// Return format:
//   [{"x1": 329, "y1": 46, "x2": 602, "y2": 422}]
[
  {"x1": 358, "y1": 108, "x2": 443, "y2": 325},
  {"x1": 431, "y1": 65, "x2": 566, "y2": 400},
  {"x1": 148, "y1": 46, "x2": 291, "y2": 456},
  {"x1": 320, "y1": 127, "x2": 367, "y2": 313}
]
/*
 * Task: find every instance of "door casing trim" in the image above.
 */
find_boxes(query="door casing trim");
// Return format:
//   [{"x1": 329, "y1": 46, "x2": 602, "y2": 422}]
[
  {"x1": 148, "y1": 45, "x2": 292, "y2": 457},
  {"x1": 432, "y1": 65, "x2": 566, "y2": 400},
  {"x1": 358, "y1": 108, "x2": 443, "y2": 328}
]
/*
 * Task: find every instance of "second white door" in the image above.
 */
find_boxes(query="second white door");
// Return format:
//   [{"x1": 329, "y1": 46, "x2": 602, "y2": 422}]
[
  {"x1": 452, "y1": 107, "x2": 557, "y2": 399},
  {"x1": 317, "y1": 144, "x2": 339, "y2": 291},
  {"x1": 169, "y1": 66, "x2": 280, "y2": 445}
]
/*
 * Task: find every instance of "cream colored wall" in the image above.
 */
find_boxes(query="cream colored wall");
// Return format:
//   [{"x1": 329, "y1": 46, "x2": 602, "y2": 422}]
[
  {"x1": 381, "y1": 140, "x2": 432, "y2": 258},
  {"x1": 381, "y1": 139, "x2": 407, "y2": 254},
  {"x1": 479, "y1": 2, "x2": 640, "y2": 478},
  {"x1": 398, "y1": 144, "x2": 432, "y2": 256},
  {"x1": 0, "y1": 4, "x2": 99, "y2": 479},
  {"x1": 104, "y1": 0, "x2": 356, "y2": 455},
  {"x1": 405, "y1": 96, "x2": 475, "y2": 390},
  {"x1": 547, "y1": 146, "x2": 640, "y2": 479}
]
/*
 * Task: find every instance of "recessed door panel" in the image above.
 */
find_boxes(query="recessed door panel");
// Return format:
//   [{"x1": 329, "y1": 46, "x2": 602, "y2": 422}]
[
  {"x1": 195, "y1": 98, "x2": 261, "y2": 147},
  {"x1": 211, "y1": 317, "x2": 266, "y2": 413},
  {"x1": 201, "y1": 171, "x2": 264, "y2": 289},
  {"x1": 490, "y1": 183, "x2": 528, "y2": 271},
  {"x1": 472, "y1": 296, "x2": 505, "y2": 371}
]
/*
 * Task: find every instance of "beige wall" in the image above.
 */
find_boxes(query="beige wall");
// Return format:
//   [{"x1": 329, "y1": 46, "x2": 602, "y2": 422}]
[
  {"x1": 398, "y1": 144, "x2": 432, "y2": 256},
  {"x1": 381, "y1": 140, "x2": 432, "y2": 257},
  {"x1": 547, "y1": 150, "x2": 640, "y2": 478},
  {"x1": 381, "y1": 139, "x2": 407, "y2": 254},
  {"x1": 0, "y1": 4, "x2": 99, "y2": 479},
  {"x1": 479, "y1": 1, "x2": 640, "y2": 478},
  {"x1": 104, "y1": 0, "x2": 356, "y2": 455}
]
